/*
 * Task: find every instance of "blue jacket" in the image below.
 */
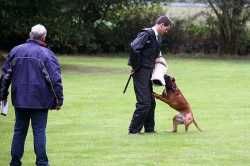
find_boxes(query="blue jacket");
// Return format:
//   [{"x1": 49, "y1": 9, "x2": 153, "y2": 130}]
[
  {"x1": 128, "y1": 28, "x2": 162, "y2": 69},
  {"x1": 0, "y1": 39, "x2": 63, "y2": 110}
]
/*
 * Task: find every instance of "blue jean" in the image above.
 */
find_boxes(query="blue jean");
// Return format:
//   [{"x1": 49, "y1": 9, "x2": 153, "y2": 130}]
[{"x1": 10, "y1": 108, "x2": 50, "y2": 166}]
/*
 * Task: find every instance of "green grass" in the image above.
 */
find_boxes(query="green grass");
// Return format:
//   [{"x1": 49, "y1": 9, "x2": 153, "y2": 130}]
[
  {"x1": 162, "y1": 6, "x2": 211, "y2": 19},
  {"x1": 1, "y1": 55, "x2": 250, "y2": 166}
]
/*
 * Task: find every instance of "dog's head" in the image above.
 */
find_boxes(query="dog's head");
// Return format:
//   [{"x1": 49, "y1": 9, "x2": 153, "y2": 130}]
[{"x1": 164, "y1": 75, "x2": 177, "y2": 92}]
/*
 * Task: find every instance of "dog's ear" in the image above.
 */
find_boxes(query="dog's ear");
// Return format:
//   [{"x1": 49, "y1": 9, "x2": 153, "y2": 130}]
[
  {"x1": 164, "y1": 74, "x2": 169, "y2": 80},
  {"x1": 164, "y1": 75, "x2": 170, "y2": 84},
  {"x1": 171, "y1": 77, "x2": 176, "y2": 92}
]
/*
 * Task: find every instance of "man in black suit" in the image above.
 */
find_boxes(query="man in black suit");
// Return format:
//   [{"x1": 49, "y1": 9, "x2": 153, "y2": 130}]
[{"x1": 128, "y1": 16, "x2": 172, "y2": 135}]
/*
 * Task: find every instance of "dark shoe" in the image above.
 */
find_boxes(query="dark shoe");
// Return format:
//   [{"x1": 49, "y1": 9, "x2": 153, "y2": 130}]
[
  {"x1": 128, "y1": 132, "x2": 144, "y2": 135},
  {"x1": 145, "y1": 130, "x2": 157, "y2": 133}
]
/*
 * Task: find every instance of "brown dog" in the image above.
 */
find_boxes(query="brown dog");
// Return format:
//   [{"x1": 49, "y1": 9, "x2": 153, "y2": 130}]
[{"x1": 152, "y1": 75, "x2": 204, "y2": 132}]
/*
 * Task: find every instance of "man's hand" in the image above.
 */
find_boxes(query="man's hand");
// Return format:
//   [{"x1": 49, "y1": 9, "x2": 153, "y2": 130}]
[
  {"x1": 0, "y1": 99, "x2": 7, "y2": 106},
  {"x1": 131, "y1": 68, "x2": 136, "y2": 75},
  {"x1": 56, "y1": 105, "x2": 61, "y2": 111}
]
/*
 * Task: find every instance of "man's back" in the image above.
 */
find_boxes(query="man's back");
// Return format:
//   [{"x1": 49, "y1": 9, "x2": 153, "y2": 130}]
[{"x1": 1, "y1": 39, "x2": 62, "y2": 109}]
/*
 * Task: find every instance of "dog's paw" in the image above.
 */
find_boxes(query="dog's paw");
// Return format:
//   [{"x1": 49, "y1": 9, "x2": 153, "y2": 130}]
[
  {"x1": 152, "y1": 92, "x2": 157, "y2": 97},
  {"x1": 152, "y1": 92, "x2": 160, "y2": 97}
]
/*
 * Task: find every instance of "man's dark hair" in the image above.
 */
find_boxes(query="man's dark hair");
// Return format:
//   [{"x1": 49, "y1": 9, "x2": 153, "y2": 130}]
[{"x1": 156, "y1": 16, "x2": 172, "y2": 27}]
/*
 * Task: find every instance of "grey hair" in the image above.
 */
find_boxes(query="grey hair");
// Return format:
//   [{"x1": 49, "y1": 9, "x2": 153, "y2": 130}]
[{"x1": 30, "y1": 24, "x2": 47, "y2": 40}]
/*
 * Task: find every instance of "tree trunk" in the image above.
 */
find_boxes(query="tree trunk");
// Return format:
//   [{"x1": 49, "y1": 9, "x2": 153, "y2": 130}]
[{"x1": 207, "y1": 0, "x2": 250, "y2": 55}]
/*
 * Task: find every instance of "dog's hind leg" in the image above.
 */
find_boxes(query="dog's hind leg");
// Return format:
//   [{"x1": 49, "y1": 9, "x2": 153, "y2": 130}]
[
  {"x1": 172, "y1": 113, "x2": 185, "y2": 132},
  {"x1": 163, "y1": 118, "x2": 177, "y2": 132},
  {"x1": 164, "y1": 115, "x2": 178, "y2": 132},
  {"x1": 172, "y1": 117, "x2": 178, "y2": 132}
]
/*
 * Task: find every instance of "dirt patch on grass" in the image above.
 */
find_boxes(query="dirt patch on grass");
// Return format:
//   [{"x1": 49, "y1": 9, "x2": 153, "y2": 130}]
[
  {"x1": 0, "y1": 62, "x2": 126, "y2": 74},
  {"x1": 61, "y1": 64, "x2": 125, "y2": 74}
]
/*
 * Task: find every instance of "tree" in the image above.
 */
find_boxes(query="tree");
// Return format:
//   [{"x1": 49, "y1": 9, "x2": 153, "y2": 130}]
[
  {"x1": 0, "y1": 0, "x2": 130, "y2": 53},
  {"x1": 206, "y1": 0, "x2": 250, "y2": 55}
]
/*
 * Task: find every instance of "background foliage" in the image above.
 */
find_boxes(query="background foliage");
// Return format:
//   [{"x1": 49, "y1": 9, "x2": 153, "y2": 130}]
[{"x1": 0, "y1": 0, "x2": 249, "y2": 55}]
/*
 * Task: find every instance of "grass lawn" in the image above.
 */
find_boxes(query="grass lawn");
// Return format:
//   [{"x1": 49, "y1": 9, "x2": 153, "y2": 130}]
[
  {"x1": 0, "y1": 55, "x2": 250, "y2": 166},
  {"x1": 162, "y1": 6, "x2": 211, "y2": 19}
]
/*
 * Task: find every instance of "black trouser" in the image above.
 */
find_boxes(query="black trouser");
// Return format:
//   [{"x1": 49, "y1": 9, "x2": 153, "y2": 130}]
[{"x1": 129, "y1": 67, "x2": 156, "y2": 133}]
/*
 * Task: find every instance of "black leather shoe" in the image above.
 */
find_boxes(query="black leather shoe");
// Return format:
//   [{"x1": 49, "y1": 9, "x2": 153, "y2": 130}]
[
  {"x1": 128, "y1": 132, "x2": 144, "y2": 135},
  {"x1": 145, "y1": 130, "x2": 157, "y2": 133}
]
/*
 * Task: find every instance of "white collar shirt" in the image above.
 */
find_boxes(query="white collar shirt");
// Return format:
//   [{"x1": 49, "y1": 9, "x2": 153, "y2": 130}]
[
  {"x1": 152, "y1": 26, "x2": 159, "y2": 41},
  {"x1": 152, "y1": 26, "x2": 162, "y2": 56}
]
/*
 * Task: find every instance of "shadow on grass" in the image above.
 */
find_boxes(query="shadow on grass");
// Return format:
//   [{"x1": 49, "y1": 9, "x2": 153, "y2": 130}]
[{"x1": 61, "y1": 64, "x2": 126, "y2": 74}]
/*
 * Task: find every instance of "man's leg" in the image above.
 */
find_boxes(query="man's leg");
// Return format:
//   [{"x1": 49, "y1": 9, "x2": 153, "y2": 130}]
[
  {"x1": 30, "y1": 109, "x2": 50, "y2": 166},
  {"x1": 144, "y1": 94, "x2": 156, "y2": 132},
  {"x1": 10, "y1": 108, "x2": 31, "y2": 166},
  {"x1": 129, "y1": 68, "x2": 152, "y2": 133}
]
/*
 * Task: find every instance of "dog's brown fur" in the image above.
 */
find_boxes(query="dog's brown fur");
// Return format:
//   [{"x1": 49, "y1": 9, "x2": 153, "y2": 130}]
[{"x1": 152, "y1": 75, "x2": 204, "y2": 132}]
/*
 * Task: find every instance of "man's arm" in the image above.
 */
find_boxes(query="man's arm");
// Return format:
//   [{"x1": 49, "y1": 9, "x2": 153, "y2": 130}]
[
  {"x1": 129, "y1": 31, "x2": 150, "y2": 70},
  {"x1": 0, "y1": 53, "x2": 14, "y2": 101},
  {"x1": 44, "y1": 51, "x2": 64, "y2": 109}
]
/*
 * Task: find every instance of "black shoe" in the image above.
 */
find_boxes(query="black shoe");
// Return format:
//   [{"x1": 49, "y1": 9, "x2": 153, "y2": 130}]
[
  {"x1": 128, "y1": 132, "x2": 144, "y2": 135},
  {"x1": 145, "y1": 130, "x2": 157, "y2": 133}
]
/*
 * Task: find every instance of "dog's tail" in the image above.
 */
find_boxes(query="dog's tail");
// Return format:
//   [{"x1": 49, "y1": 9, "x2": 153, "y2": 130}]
[{"x1": 193, "y1": 119, "x2": 205, "y2": 132}]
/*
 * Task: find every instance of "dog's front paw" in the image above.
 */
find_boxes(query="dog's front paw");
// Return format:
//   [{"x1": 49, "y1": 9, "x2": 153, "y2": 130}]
[
  {"x1": 152, "y1": 92, "x2": 156, "y2": 97},
  {"x1": 152, "y1": 92, "x2": 160, "y2": 98}
]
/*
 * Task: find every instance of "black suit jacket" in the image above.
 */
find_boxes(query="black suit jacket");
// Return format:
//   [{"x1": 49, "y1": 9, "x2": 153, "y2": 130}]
[{"x1": 128, "y1": 28, "x2": 162, "y2": 70}]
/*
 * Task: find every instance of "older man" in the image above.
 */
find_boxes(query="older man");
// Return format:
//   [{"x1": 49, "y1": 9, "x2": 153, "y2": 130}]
[{"x1": 0, "y1": 24, "x2": 63, "y2": 166}]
